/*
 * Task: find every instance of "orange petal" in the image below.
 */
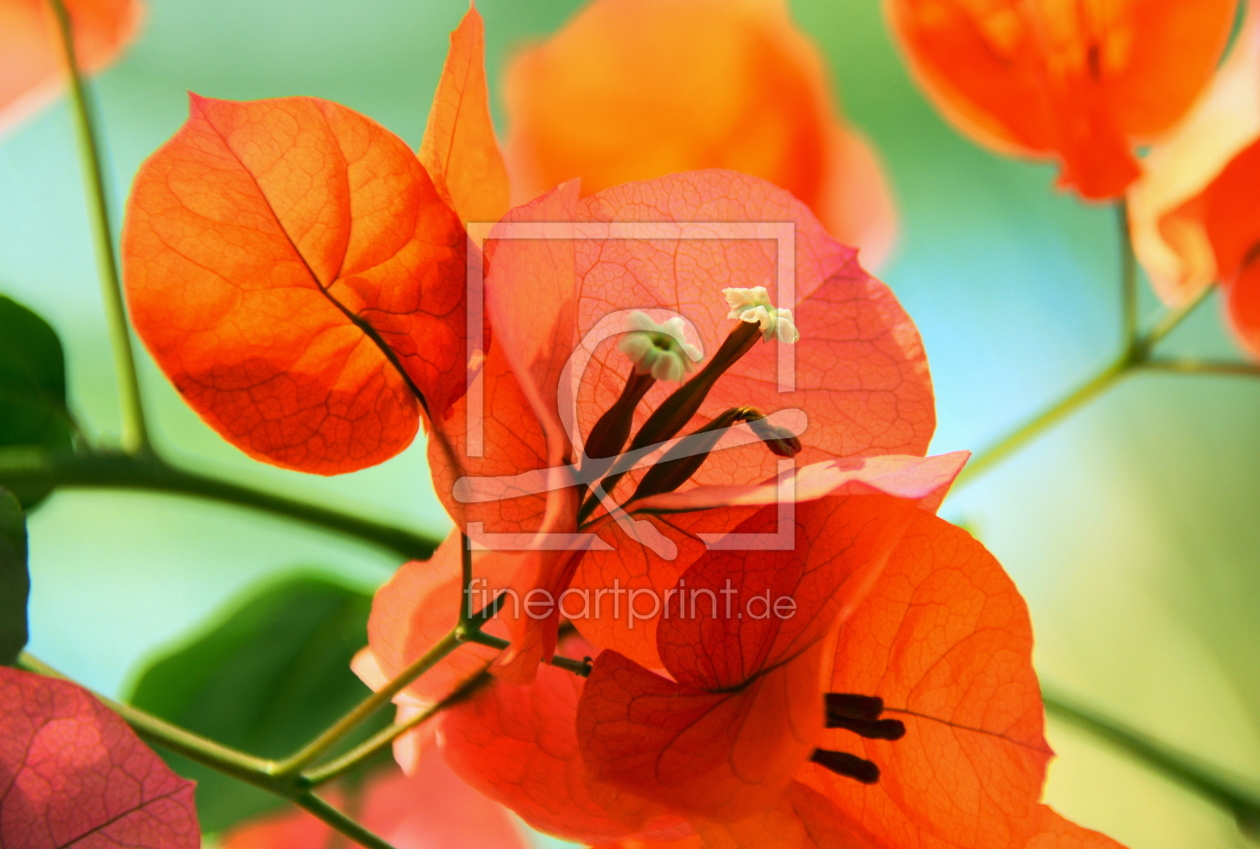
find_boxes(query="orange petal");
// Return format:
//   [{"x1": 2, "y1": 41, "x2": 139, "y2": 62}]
[
  {"x1": 0, "y1": 0, "x2": 142, "y2": 134},
  {"x1": 362, "y1": 531, "x2": 513, "y2": 703},
  {"x1": 1128, "y1": 0, "x2": 1260, "y2": 304},
  {"x1": 578, "y1": 639, "x2": 831, "y2": 823},
  {"x1": 122, "y1": 95, "x2": 468, "y2": 473},
  {"x1": 420, "y1": 5, "x2": 510, "y2": 225},
  {"x1": 1197, "y1": 136, "x2": 1260, "y2": 358},
  {"x1": 1226, "y1": 255, "x2": 1260, "y2": 359},
  {"x1": 886, "y1": 0, "x2": 1237, "y2": 199},
  {"x1": 578, "y1": 494, "x2": 922, "y2": 821},
  {"x1": 439, "y1": 635, "x2": 689, "y2": 843},
  {"x1": 692, "y1": 782, "x2": 882, "y2": 849},
  {"x1": 1024, "y1": 804, "x2": 1127, "y2": 848},
  {"x1": 804, "y1": 512, "x2": 1053, "y2": 849},
  {"x1": 504, "y1": 0, "x2": 897, "y2": 263}
]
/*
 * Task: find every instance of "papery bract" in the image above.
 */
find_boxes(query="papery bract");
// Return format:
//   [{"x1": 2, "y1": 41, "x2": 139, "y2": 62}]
[
  {"x1": 0, "y1": 0, "x2": 142, "y2": 134},
  {"x1": 420, "y1": 6, "x2": 510, "y2": 225},
  {"x1": 1127, "y1": 0, "x2": 1260, "y2": 305},
  {"x1": 0, "y1": 666, "x2": 198, "y2": 849},
  {"x1": 505, "y1": 0, "x2": 897, "y2": 265},
  {"x1": 220, "y1": 746, "x2": 529, "y2": 849},
  {"x1": 886, "y1": 0, "x2": 1237, "y2": 199},
  {"x1": 439, "y1": 634, "x2": 692, "y2": 844},
  {"x1": 122, "y1": 94, "x2": 468, "y2": 474}
]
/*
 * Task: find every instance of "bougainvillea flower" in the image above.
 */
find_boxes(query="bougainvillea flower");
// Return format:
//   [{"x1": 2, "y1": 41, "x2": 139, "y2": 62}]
[
  {"x1": 503, "y1": 0, "x2": 897, "y2": 265},
  {"x1": 579, "y1": 510, "x2": 1126, "y2": 848},
  {"x1": 121, "y1": 7, "x2": 501, "y2": 475},
  {"x1": 0, "y1": 0, "x2": 142, "y2": 135},
  {"x1": 220, "y1": 746, "x2": 529, "y2": 849},
  {"x1": 426, "y1": 167, "x2": 941, "y2": 682},
  {"x1": 886, "y1": 0, "x2": 1238, "y2": 199},
  {"x1": 0, "y1": 666, "x2": 198, "y2": 848}
]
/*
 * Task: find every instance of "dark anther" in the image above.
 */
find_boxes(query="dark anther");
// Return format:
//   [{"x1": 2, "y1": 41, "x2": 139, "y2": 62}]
[
  {"x1": 825, "y1": 692, "x2": 906, "y2": 740},
  {"x1": 810, "y1": 749, "x2": 880, "y2": 784},
  {"x1": 746, "y1": 414, "x2": 802, "y2": 457},
  {"x1": 825, "y1": 693, "x2": 884, "y2": 721}
]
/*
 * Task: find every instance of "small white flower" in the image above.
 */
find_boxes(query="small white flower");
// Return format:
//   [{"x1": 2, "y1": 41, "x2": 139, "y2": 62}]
[
  {"x1": 618, "y1": 312, "x2": 703, "y2": 382},
  {"x1": 723, "y1": 286, "x2": 800, "y2": 343}
]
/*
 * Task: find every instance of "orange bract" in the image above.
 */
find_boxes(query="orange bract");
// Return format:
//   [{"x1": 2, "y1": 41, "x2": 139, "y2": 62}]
[
  {"x1": 0, "y1": 0, "x2": 142, "y2": 134},
  {"x1": 122, "y1": 95, "x2": 468, "y2": 474},
  {"x1": 504, "y1": 0, "x2": 897, "y2": 265},
  {"x1": 1200, "y1": 138, "x2": 1260, "y2": 358},
  {"x1": 887, "y1": 0, "x2": 1238, "y2": 199},
  {"x1": 420, "y1": 6, "x2": 510, "y2": 225}
]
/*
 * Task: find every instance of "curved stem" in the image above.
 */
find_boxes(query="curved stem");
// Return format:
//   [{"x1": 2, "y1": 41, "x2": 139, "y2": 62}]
[
  {"x1": 274, "y1": 629, "x2": 465, "y2": 776},
  {"x1": 304, "y1": 669, "x2": 492, "y2": 787},
  {"x1": 0, "y1": 448, "x2": 441, "y2": 561},
  {"x1": 1118, "y1": 201, "x2": 1138, "y2": 344},
  {"x1": 292, "y1": 793, "x2": 398, "y2": 849},
  {"x1": 1044, "y1": 688, "x2": 1260, "y2": 835},
  {"x1": 952, "y1": 355, "x2": 1133, "y2": 490},
  {"x1": 1142, "y1": 358, "x2": 1260, "y2": 378},
  {"x1": 47, "y1": 0, "x2": 149, "y2": 454}
]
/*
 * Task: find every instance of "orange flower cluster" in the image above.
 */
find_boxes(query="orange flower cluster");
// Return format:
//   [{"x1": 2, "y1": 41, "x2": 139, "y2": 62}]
[{"x1": 111, "y1": 2, "x2": 1136, "y2": 845}]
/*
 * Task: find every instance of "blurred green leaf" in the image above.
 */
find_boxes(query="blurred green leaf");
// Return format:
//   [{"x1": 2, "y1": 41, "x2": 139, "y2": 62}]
[
  {"x1": 126, "y1": 573, "x2": 388, "y2": 833},
  {"x1": 0, "y1": 295, "x2": 75, "y2": 508},
  {"x1": 0, "y1": 488, "x2": 29, "y2": 665}
]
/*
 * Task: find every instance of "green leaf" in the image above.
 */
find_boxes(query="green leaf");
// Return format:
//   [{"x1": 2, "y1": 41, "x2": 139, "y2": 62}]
[
  {"x1": 0, "y1": 489, "x2": 29, "y2": 665},
  {"x1": 0, "y1": 295, "x2": 75, "y2": 508},
  {"x1": 126, "y1": 572, "x2": 388, "y2": 833}
]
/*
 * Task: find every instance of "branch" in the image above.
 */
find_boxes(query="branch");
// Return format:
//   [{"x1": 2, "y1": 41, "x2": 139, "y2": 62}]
[
  {"x1": 0, "y1": 448, "x2": 441, "y2": 561},
  {"x1": 1044, "y1": 688, "x2": 1260, "y2": 837},
  {"x1": 1142, "y1": 358, "x2": 1260, "y2": 378},
  {"x1": 47, "y1": 0, "x2": 149, "y2": 454}
]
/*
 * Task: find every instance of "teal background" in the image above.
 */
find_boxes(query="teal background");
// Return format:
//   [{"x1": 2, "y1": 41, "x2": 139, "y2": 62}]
[{"x1": 1, "y1": 0, "x2": 1258, "y2": 845}]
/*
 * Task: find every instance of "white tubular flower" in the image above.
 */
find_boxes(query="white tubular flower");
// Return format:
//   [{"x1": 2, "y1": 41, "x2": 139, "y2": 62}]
[
  {"x1": 723, "y1": 286, "x2": 800, "y2": 343},
  {"x1": 618, "y1": 312, "x2": 703, "y2": 382}
]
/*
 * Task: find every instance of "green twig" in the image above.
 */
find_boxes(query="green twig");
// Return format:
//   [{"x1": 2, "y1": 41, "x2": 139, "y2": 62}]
[
  {"x1": 292, "y1": 793, "x2": 398, "y2": 849},
  {"x1": 1141, "y1": 358, "x2": 1260, "y2": 378},
  {"x1": 1044, "y1": 688, "x2": 1260, "y2": 838},
  {"x1": 47, "y1": 0, "x2": 149, "y2": 454},
  {"x1": 463, "y1": 630, "x2": 592, "y2": 677},
  {"x1": 274, "y1": 629, "x2": 464, "y2": 776},
  {"x1": 0, "y1": 448, "x2": 441, "y2": 561},
  {"x1": 303, "y1": 669, "x2": 492, "y2": 787},
  {"x1": 1118, "y1": 201, "x2": 1138, "y2": 344}
]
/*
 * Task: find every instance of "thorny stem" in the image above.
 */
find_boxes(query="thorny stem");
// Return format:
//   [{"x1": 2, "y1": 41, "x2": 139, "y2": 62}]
[
  {"x1": 0, "y1": 447, "x2": 441, "y2": 561},
  {"x1": 1045, "y1": 688, "x2": 1260, "y2": 837},
  {"x1": 47, "y1": 0, "x2": 149, "y2": 454}
]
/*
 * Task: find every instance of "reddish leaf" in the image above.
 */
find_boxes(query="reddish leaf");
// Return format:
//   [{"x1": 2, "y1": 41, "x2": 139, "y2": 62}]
[
  {"x1": 692, "y1": 782, "x2": 882, "y2": 849},
  {"x1": 0, "y1": 666, "x2": 198, "y2": 849},
  {"x1": 420, "y1": 5, "x2": 510, "y2": 225},
  {"x1": 803, "y1": 512, "x2": 1053, "y2": 849},
  {"x1": 504, "y1": 0, "x2": 897, "y2": 265},
  {"x1": 887, "y1": 0, "x2": 1237, "y2": 198},
  {"x1": 439, "y1": 635, "x2": 690, "y2": 843},
  {"x1": 122, "y1": 94, "x2": 468, "y2": 473},
  {"x1": 0, "y1": 0, "x2": 142, "y2": 134}
]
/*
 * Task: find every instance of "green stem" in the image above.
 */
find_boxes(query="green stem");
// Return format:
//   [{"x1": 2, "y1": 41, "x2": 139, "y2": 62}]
[
  {"x1": 1044, "y1": 688, "x2": 1260, "y2": 836},
  {"x1": 1118, "y1": 201, "x2": 1138, "y2": 344},
  {"x1": 18, "y1": 653, "x2": 278, "y2": 789},
  {"x1": 1142, "y1": 358, "x2": 1260, "y2": 378},
  {"x1": 0, "y1": 448, "x2": 440, "y2": 561},
  {"x1": 47, "y1": 0, "x2": 149, "y2": 454},
  {"x1": 292, "y1": 793, "x2": 399, "y2": 849},
  {"x1": 274, "y1": 629, "x2": 465, "y2": 776},
  {"x1": 952, "y1": 354, "x2": 1133, "y2": 490},
  {"x1": 464, "y1": 630, "x2": 592, "y2": 677},
  {"x1": 304, "y1": 669, "x2": 492, "y2": 787},
  {"x1": 1145, "y1": 284, "x2": 1213, "y2": 349}
]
